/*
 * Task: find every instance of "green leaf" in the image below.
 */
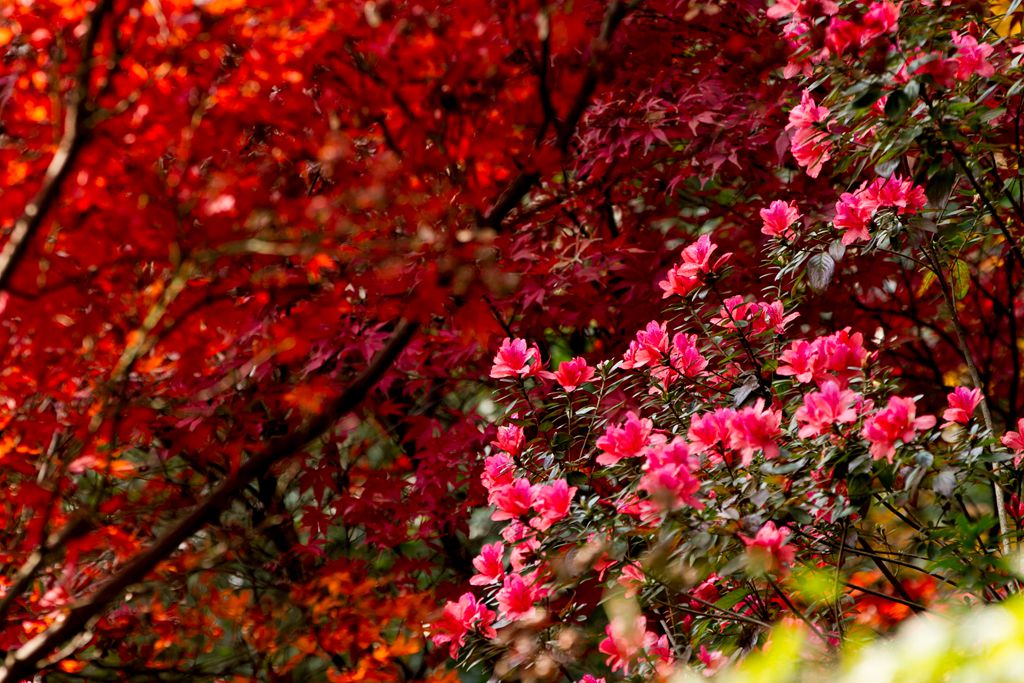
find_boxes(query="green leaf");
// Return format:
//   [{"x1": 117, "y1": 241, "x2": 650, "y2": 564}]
[
  {"x1": 952, "y1": 259, "x2": 970, "y2": 301},
  {"x1": 884, "y1": 89, "x2": 912, "y2": 121}
]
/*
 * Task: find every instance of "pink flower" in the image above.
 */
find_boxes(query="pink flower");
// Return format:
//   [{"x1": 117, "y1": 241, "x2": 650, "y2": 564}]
[
  {"x1": 767, "y1": 0, "x2": 838, "y2": 19},
  {"x1": 617, "y1": 562, "x2": 646, "y2": 598},
  {"x1": 482, "y1": 453, "x2": 515, "y2": 496},
  {"x1": 777, "y1": 339, "x2": 819, "y2": 383},
  {"x1": 687, "y1": 408, "x2": 736, "y2": 456},
  {"x1": 531, "y1": 479, "x2": 577, "y2": 531},
  {"x1": 942, "y1": 386, "x2": 982, "y2": 426},
  {"x1": 741, "y1": 521, "x2": 796, "y2": 575},
  {"x1": 862, "y1": 396, "x2": 936, "y2": 462},
  {"x1": 469, "y1": 542, "x2": 505, "y2": 586},
  {"x1": 659, "y1": 235, "x2": 732, "y2": 298},
  {"x1": 1001, "y1": 418, "x2": 1024, "y2": 466},
  {"x1": 826, "y1": 18, "x2": 865, "y2": 55},
  {"x1": 598, "y1": 615, "x2": 658, "y2": 674},
  {"x1": 834, "y1": 191, "x2": 873, "y2": 244},
  {"x1": 861, "y1": 1, "x2": 900, "y2": 42},
  {"x1": 786, "y1": 90, "x2": 832, "y2": 178},
  {"x1": 430, "y1": 593, "x2": 497, "y2": 657},
  {"x1": 817, "y1": 328, "x2": 868, "y2": 383},
  {"x1": 579, "y1": 677, "x2": 606, "y2": 683},
  {"x1": 639, "y1": 437, "x2": 702, "y2": 509},
  {"x1": 496, "y1": 572, "x2": 547, "y2": 621},
  {"x1": 622, "y1": 321, "x2": 670, "y2": 369},
  {"x1": 550, "y1": 357, "x2": 595, "y2": 392},
  {"x1": 795, "y1": 381, "x2": 860, "y2": 438},
  {"x1": 596, "y1": 412, "x2": 653, "y2": 465},
  {"x1": 490, "y1": 338, "x2": 543, "y2": 379},
  {"x1": 699, "y1": 646, "x2": 727, "y2": 676},
  {"x1": 711, "y1": 297, "x2": 797, "y2": 335},
  {"x1": 760, "y1": 200, "x2": 801, "y2": 239},
  {"x1": 729, "y1": 399, "x2": 782, "y2": 463},
  {"x1": 861, "y1": 175, "x2": 927, "y2": 214},
  {"x1": 492, "y1": 424, "x2": 525, "y2": 457},
  {"x1": 490, "y1": 478, "x2": 535, "y2": 521},
  {"x1": 650, "y1": 333, "x2": 709, "y2": 389},
  {"x1": 952, "y1": 31, "x2": 994, "y2": 80}
]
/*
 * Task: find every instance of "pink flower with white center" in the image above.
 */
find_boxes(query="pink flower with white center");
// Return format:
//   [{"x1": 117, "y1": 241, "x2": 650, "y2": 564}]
[
  {"x1": 496, "y1": 571, "x2": 548, "y2": 621},
  {"x1": 942, "y1": 386, "x2": 982, "y2": 426},
  {"x1": 730, "y1": 399, "x2": 783, "y2": 464},
  {"x1": 862, "y1": 395, "x2": 936, "y2": 462},
  {"x1": 760, "y1": 200, "x2": 801, "y2": 239},
  {"x1": 469, "y1": 542, "x2": 505, "y2": 586},
  {"x1": 430, "y1": 593, "x2": 497, "y2": 658},
  {"x1": 622, "y1": 321, "x2": 670, "y2": 369},
  {"x1": 596, "y1": 411, "x2": 654, "y2": 465},
  {"x1": 490, "y1": 337, "x2": 543, "y2": 379},
  {"x1": 598, "y1": 615, "x2": 658, "y2": 674},
  {"x1": 490, "y1": 478, "x2": 535, "y2": 521},
  {"x1": 531, "y1": 479, "x2": 577, "y2": 531},
  {"x1": 551, "y1": 357, "x2": 595, "y2": 392},
  {"x1": 795, "y1": 381, "x2": 860, "y2": 438},
  {"x1": 640, "y1": 437, "x2": 702, "y2": 509},
  {"x1": 952, "y1": 31, "x2": 994, "y2": 80},
  {"x1": 1001, "y1": 418, "x2": 1024, "y2": 466},
  {"x1": 687, "y1": 408, "x2": 736, "y2": 456},
  {"x1": 742, "y1": 521, "x2": 796, "y2": 575},
  {"x1": 492, "y1": 424, "x2": 524, "y2": 457},
  {"x1": 786, "y1": 90, "x2": 832, "y2": 178},
  {"x1": 482, "y1": 453, "x2": 515, "y2": 496}
]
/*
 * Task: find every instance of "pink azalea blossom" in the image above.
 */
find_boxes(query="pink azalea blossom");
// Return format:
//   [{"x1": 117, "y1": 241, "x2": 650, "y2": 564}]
[
  {"x1": 496, "y1": 571, "x2": 548, "y2": 621},
  {"x1": 482, "y1": 453, "x2": 515, "y2": 496},
  {"x1": 741, "y1": 521, "x2": 796, "y2": 575},
  {"x1": 550, "y1": 357, "x2": 595, "y2": 392},
  {"x1": 659, "y1": 235, "x2": 732, "y2": 298},
  {"x1": 1001, "y1": 418, "x2": 1024, "y2": 466},
  {"x1": 490, "y1": 478, "x2": 535, "y2": 521},
  {"x1": 598, "y1": 615, "x2": 659, "y2": 674},
  {"x1": 617, "y1": 562, "x2": 646, "y2": 598},
  {"x1": 579, "y1": 677, "x2": 606, "y2": 683},
  {"x1": 491, "y1": 424, "x2": 525, "y2": 457},
  {"x1": 834, "y1": 191, "x2": 874, "y2": 244},
  {"x1": 861, "y1": 1, "x2": 900, "y2": 42},
  {"x1": 952, "y1": 31, "x2": 995, "y2": 80},
  {"x1": 862, "y1": 395, "x2": 936, "y2": 462},
  {"x1": 688, "y1": 408, "x2": 737, "y2": 457},
  {"x1": 699, "y1": 646, "x2": 727, "y2": 676},
  {"x1": 639, "y1": 437, "x2": 703, "y2": 509},
  {"x1": 767, "y1": 0, "x2": 838, "y2": 20},
  {"x1": 729, "y1": 399, "x2": 783, "y2": 463},
  {"x1": 622, "y1": 321, "x2": 670, "y2": 369},
  {"x1": 531, "y1": 479, "x2": 577, "y2": 531},
  {"x1": 469, "y1": 542, "x2": 505, "y2": 586},
  {"x1": 760, "y1": 200, "x2": 801, "y2": 239},
  {"x1": 795, "y1": 380, "x2": 860, "y2": 438},
  {"x1": 786, "y1": 90, "x2": 832, "y2": 178},
  {"x1": 942, "y1": 386, "x2": 982, "y2": 426},
  {"x1": 490, "y1": 338, "x2": 543, "y2": 379},
  {"x1": 650, "y1": 333, "x2": 709, "y2": 389},
  {"x1": 430, "y1": 592, "x2": 497, "y2": 658},
  {"x1": 596, "y1": 412, "x2": 654, "y2": 465}
]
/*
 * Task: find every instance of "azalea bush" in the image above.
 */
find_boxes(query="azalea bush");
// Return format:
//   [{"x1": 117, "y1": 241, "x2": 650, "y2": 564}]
[{"x1": 433, "y1": 1, "x2": 1024, "y2": 680}]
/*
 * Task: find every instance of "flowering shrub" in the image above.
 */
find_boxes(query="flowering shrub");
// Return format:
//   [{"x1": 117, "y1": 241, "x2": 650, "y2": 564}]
[{"x1": 434, "y1": 1, "x2": 1024, "y2": 680}]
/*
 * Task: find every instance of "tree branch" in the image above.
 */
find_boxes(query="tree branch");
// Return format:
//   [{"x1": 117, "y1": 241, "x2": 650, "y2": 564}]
[{"x1": 0, "y1": 0, "x2": 113, "y2": 293}]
